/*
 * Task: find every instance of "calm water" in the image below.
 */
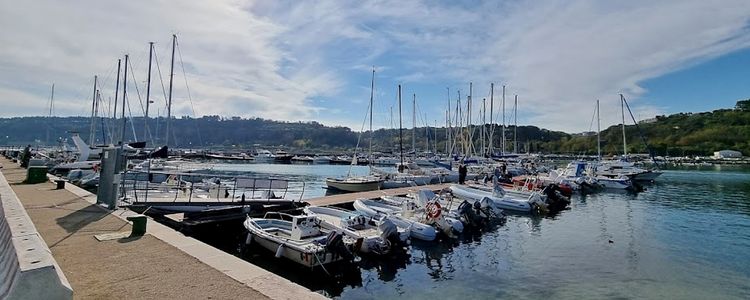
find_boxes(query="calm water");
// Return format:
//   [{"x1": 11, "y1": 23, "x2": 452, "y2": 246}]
[{"x1": 191, "y1": 162, "x2": 750, "y2": 299}]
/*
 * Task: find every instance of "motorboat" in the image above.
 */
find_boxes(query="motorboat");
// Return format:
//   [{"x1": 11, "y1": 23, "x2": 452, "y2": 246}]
[
  {"x1": 353, "y1": 198, "x2": 438, "y2": 241},
  {"x1": 448, "y1": 168, "x2": 565, "y2": 214},
  {"x1": 243, "y1": 213, "x2": 358, "y2": 267},
  {"x1": 291, "y1": 156, "x2": 314, "y2": 163},
  {"x1": 354, "y1": 196, "x2": 463, "y2": 238},
  {"x1": 312, "y1": 156, "x2": 332, "y2": 164},
  {"x1": 391, "y1": 189, "x2": 506, "y2": 229},
  {"x1": 273, "y1": 150, "x2": 294, "y2": 163},
  {"x1": 595, "y1": 175, "x2": 633, "y2": 190},
  {"x1": 254, "y1": 149, "x2": 275, "y2": 163},
  {"x1": 303, "y1": 206, "x2": 409, "y2": 255},
  {"x1": 595, "y1": 160, "x2": 662, "y2": 181},
  {"x1": 326, "y1": 176, "x2": 383, "y2": 192}
]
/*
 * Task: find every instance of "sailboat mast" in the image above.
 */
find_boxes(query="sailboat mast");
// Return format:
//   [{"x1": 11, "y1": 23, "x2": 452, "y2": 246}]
[
  {"x1": 597, "y1": 99, "x2": 601, "y2": 160},
  {"x1": 446, "y1": 87, "x2": 451, "y2": 155},
  {"x1": 144, "y1": 42, "x2": 154, "y2": 141},
  {"x1": 89, "y1": 76, "x2": 98, "y2": 145},
  {"x1": 489, "y1": 83, "x2": 494, "y2": 155},
  {"x1": 502, "y1": 85, "x2": 506, "y2": 155},
  {"x1": 445, "y1": 110, "x2": 449, "y2": 154},
  {"x1": 166, "y1": 34, "x2": 176, "y2": 147},
  {"x1": 368, "y1": 67, "x2": 374, "y2": 161},
  {"x1": 514, "y1": 95, "x2": 518, "y2": 154},
  {"x1": 482, "y1": 98, "x2": 486, "y2": 156},
  {"x1": 412, "y1": 93, "x2": 416, "y2": 154},
  {"x1": 621, "y1": 94, "x2": 627, "y2": 157},
  {"x1": 120, "y1": 54, "x2": 129, "y2": 144},
  {"x1": 46, "y1": 83, "x2": 55, "y2": 145},
  {"x1": 467, "y1": 82, "x2": 472, "y2": 157},
  {"x1": 457, "y1": 90, "x2": 463, "y2": 155},
  {"x1": 49, "y1": 84, "x2": 55, "y2": 117},
  {"x1": 424, "y1": 113, "x2": 429, "y2": 153},
  {"x1": 398, "y1": 85, "x2": 404, "y2": 167},
  {"x1": 113, "y1": 59, "x2": 121, "y2": 142}
]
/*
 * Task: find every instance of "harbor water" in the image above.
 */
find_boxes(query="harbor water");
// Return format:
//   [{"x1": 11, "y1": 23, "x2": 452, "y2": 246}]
[{"x1": 193, "y1": 163, "x2": 750, "y2": 299}]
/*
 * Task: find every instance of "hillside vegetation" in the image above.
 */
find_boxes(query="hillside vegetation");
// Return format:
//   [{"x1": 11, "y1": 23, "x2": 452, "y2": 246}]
[{"x1": 1, "y1": 101, "x2": 747, "y2": 156}]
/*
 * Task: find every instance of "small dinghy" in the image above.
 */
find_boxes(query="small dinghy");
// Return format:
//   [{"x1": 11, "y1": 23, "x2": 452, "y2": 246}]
[
  {"x1": 450, "y1": 184, "x2": 546, "y2": 213},
  {"x1": 303, "y1": 206, "x2": 409, "y2": 255},
  {"x1": 354, "y1": 196, "x2": 464, "y2": 238},
  {"x1": 353, "y1": 199, "x2": 438, "y2": 241},
  {"x1": 412, "y1": 189, "x2": 506, "y2": 228},
  {"x1": 243, "y1": 213, "x2": 358, "y2": 268}
]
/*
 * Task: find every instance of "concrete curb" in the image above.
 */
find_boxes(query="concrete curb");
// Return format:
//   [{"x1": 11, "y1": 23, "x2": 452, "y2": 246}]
[
  {"x1": 1, "y1": 171, "x2": 73, "y2": 300},
  {"x1": 50, "y1": 175, "x2": 326, "y2": 300}
]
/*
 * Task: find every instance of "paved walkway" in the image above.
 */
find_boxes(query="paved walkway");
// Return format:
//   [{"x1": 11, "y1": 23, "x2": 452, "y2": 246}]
[{"x1": 1, "y1": 158, "x2": 269, "y2": 299}]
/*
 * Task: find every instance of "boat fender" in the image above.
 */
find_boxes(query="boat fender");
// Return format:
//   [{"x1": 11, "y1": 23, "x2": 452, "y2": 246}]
[
  {"x1": 275, "y1": 244, "x2": 284, "y2": 258},
  {"x1": 425, "y1": 201, "x2": 442, "y2": 220}
]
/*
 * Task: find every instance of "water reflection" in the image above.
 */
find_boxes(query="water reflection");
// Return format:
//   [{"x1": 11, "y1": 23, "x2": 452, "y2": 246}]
[{"x1": 178, "y1": 163, "x2": 750, "y2": 299}]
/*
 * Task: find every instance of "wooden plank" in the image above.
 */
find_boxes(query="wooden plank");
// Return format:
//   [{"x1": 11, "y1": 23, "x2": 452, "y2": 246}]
[{"x1": 306, "y1": 183, "x2": 452, "y2": 206}]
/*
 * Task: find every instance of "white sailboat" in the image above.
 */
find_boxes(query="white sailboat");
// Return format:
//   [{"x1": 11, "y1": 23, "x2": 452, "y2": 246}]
[{"x1": 326, "y1": 67, "x2": 384, "y2": 192}]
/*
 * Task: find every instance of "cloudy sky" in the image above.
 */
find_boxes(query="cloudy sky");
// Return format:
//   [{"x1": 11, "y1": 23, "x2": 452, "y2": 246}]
[{"x1": 2, "y1": 0, "x2": 750, "y2": 133}]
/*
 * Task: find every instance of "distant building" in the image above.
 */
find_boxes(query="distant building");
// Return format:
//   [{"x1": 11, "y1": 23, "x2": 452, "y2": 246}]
[
  {"x1": 573, "y1": 131, "x2": 596, "y2": 137},
  {"x1": 638, "y1": 117, "x2": 658, "y2": 124},
  {"x1": 713, "y1": 150, "x2": 742, "y2": 159}
]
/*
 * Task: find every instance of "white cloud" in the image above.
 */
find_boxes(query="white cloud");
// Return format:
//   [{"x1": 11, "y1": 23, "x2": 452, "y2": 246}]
[{"x1": 2, "y1": 0, "x2": 750, "y2": 134}]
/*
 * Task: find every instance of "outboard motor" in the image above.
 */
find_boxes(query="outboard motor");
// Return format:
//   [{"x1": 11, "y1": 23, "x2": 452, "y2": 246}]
[
  {"x1": 457, "y1": 200, "x2": 486, "y2": 228},
  {"x1": 325, "y1": 231, "x2": 354, "y2": 261},
  {"x1": 543, "y1": 184, "x2": 571, "y2": 212}
]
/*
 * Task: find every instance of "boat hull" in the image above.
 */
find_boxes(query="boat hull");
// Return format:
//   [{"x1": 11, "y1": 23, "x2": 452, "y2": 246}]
[
  {"x1": 326, "y1": 179, "x2": 382, "y2": 192},
  {"x1": 449, "y1": 185, "x2": 533, "y2": 213},
  {"x1": 248, "y1": 233, "x2": 341, "y2": 267},
  {"x1": 633, "y1": 170, "x2": 662, "y2": 181}
]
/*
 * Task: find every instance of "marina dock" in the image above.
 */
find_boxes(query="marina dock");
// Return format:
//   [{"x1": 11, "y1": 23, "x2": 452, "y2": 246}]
[
  {"x1": 306, "y1": 183, "x2": 453, "y2": 207},
  {"x1": 0, "y1": 158, "x2": 325, "y2": 299}
]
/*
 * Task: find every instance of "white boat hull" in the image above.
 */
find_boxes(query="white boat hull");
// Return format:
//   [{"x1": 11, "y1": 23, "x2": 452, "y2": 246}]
[
  {"x1": 353, "y1": 200, "x2": 437, "y2": 241},
  {"x1": 450, "y1": 185, "x2": 534, "y2": 213}
]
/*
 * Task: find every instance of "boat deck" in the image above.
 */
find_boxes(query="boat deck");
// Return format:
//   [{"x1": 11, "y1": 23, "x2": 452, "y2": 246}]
[{"x1": 306, "y1": 183, "x2": 452, "y2": 206}]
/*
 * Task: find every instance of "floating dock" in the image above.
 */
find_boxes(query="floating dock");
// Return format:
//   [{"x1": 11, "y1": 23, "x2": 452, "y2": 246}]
[{"x1": 306, "y1": 183, "x2": 453, "y2": 206}]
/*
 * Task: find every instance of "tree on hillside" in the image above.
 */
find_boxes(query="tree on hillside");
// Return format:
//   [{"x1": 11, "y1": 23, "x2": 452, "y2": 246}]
[{"x1": 736, "y1": 99, "x2": 750, "y2": 111}]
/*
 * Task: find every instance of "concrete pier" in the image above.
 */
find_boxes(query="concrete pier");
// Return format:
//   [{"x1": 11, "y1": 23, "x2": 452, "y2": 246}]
[{"x1": 0, "y1": 158, "x2": 325, "y2": 300}]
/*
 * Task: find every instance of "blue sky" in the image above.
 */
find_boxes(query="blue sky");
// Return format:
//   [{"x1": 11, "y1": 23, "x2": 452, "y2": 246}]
[
  {"x1": 1, "y1": 0, "x2": 750, "y2": 133},
  {"x1": 639, "y1": 48, "x2": 750, "y2": 116}
]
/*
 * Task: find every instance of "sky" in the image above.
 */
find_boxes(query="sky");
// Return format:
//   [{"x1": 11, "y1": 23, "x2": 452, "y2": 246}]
[{"x1": 1, "y1": 0, "x2": 750, "y2": 133}]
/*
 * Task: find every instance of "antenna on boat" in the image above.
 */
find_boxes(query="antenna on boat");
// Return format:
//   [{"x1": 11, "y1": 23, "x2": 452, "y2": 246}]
[{"x1": 621, "y1": 94, "x2": 627, "y2": 158}]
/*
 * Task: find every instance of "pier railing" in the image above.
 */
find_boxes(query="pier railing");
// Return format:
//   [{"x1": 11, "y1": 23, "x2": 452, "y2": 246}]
[{"x1": 117, "y1": 170, "x2": 306, "y2": 207}]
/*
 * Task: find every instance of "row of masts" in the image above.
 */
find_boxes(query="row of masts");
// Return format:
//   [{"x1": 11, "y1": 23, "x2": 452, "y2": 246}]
[
  {"x1": 443, "y1": 82, "x2": 520, "y2": 158},
  {"x1": 368, "y1": 75, "x2": 522, "y2": 159},
  {"x1": 85, "y1": 34, "x2": 179, "y2": 148}
]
